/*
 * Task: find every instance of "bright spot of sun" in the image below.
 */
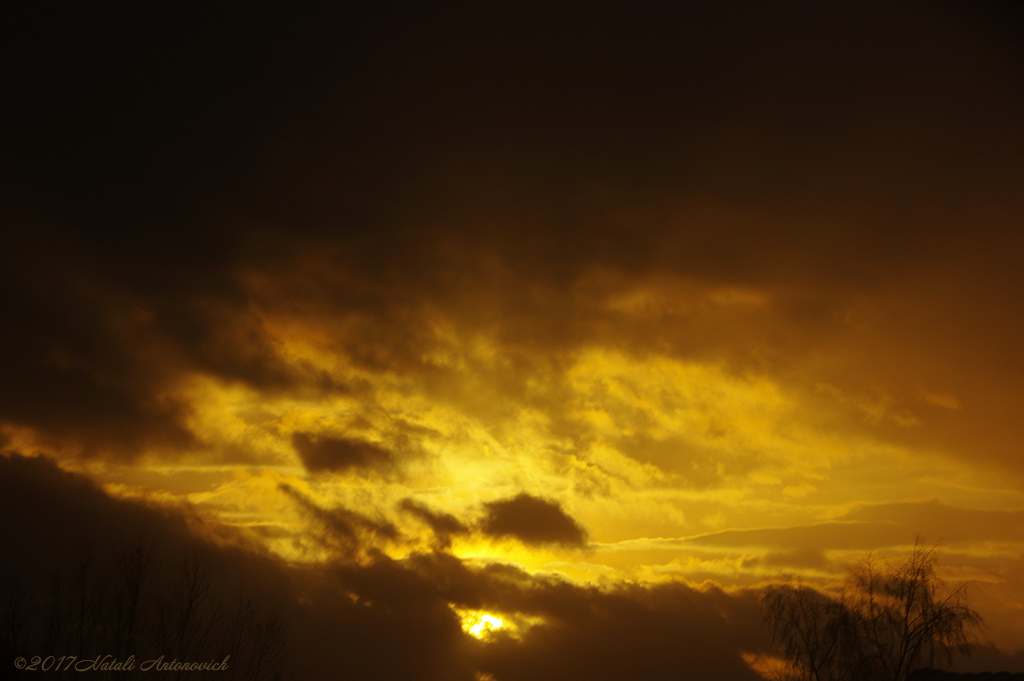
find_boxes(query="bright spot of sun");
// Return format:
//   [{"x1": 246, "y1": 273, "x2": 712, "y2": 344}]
[
  {"x1": 452, "y1": 605, "x2": 544, "y2": 640},
  {"x1": 470, "y1": 614, "x2": 503, "y2": 638},
  {"x1": 453, "y1": 607, "x2": 506, "y2": 639}
]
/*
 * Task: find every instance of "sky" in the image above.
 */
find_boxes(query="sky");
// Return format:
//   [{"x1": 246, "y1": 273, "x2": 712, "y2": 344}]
[{"x1": 2, "y1": 1, "x2": 1024, "y2": 679}]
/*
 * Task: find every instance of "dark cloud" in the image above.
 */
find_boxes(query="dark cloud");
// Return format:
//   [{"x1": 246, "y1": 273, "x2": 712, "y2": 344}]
[
  {"x1": 688, "y1": 521, "x2": 909, "y2": 556},
  {"x1": 0, "y1": 230, "x2": 195, "y2": 458},
  {"x1": 384, "y1": 552, "x2": 771, "y2": 681},
  {"x1": 1, "y1": 0, "x2": 1023, "y2": 475},
  {"x1": 278, "y1": 482, "x2": 399, "y2": 556},
  {"x1": 0, "y1": 452, "x2": 291, "y2": 679},
  {"x1": 0, "y1": 222, "x2": 313, "y2": 461},
  {"x1": 842, "y1": 500, "x2": 1024, "y2": 546},
  {"x1": 478, "y1": 582, "x2": 767, "y2": 681},
  {"x1": 292, "y1": 432, "x2": 394, "y2": 473},
  {"x1": 312, "y1": 549, "x2": 775, "y2": 681},
  {"x1": 480, "y1": 494, "x2": 587, "y2": 548},
  {"x1": 400, "y1": 498, "x2": 470, "y2": 548},
  {"x1": 7, "y1": 452, "x2": 1022, "y2": 680},
  {"x1": 688, "y1": 501, "x2": 1024, "y2": 562},
  {"x1": 0, "y1": 453, "x2": 282, "y2": 579},
  {"x1": 951, "y1": 644, "x2": 1024, "y2": 675},
  {"x1": 0, "y1": 452, "x2": 784, "y2": 680}
]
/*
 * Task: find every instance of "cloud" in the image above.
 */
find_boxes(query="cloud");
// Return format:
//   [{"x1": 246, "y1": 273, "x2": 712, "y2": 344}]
[
  {"x1": 841, "y1": 500, "x2": 1024, "y2": 547},
  {"x1": 278, "y1": 482, "x2": 399, "y2": 556},
  {"x1": 319, "y1": 551, "x2": 775, "y2": 681},
  {"x1": 292, "y1": 431, "x2": 394, "y2": 473},
  {"x1": 0, "y1": 451, "x2": 292, "y2": 678},
  {"x1": 687, "y1": 521, "x2": 908, "y2": 556},
  {"x1": 476, "y1": 582, "x2": 768, "y2": 681},
  {"x1": 400, "y1": 498, "x2": 470, "y2": 548},
  {"x1": 0, "y1": 451, "x2": 784, "y2": 680},
  {"x1": 676, "y1": 500, "x2": 1024, "y2": 583},
  {"x1": 480, "y1": 493, "x2": 588, "y2": 548},
  {"x1": 4, "y1": 1, "x2": 1024, "y2": 675},
  {"x1": 0, "y1": 230, "x2": 197, "y2": 459},
  {"x1": 6, "y1": 454, "x2": 1024, "y2": 681}
]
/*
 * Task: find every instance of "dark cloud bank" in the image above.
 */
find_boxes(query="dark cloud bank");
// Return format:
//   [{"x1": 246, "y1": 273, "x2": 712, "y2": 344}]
[
  {"x1": 2, "y1": 0, "x2": 1024, "y2": 467},
  {"x1": 0, "y1": 452, "x2": 771, "y2": 680},
  {"x1": 4, "y1": 454, "x2": 1024, "y2": 679}
]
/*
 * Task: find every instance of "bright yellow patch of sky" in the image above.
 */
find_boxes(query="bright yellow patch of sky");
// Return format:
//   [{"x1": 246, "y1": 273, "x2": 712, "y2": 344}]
[{"x1": 65, "y1": 326, "x2": 1024, "y2": 602}]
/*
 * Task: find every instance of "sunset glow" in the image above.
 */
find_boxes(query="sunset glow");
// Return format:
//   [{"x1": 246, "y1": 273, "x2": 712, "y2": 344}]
[{"x1": 3, "y1": 2, "x2": 1024, "y2": 680}]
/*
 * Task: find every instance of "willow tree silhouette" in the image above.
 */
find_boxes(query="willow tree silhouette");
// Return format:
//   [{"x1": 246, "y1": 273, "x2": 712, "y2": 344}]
[{"x1": 762, "y1": 540, "x2": 982, "y2": 681}]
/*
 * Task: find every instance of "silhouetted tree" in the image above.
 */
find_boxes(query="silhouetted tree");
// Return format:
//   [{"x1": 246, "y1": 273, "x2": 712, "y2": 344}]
[
  {"x1": 220, "y1": 592, "x2": 285, "y2": 681},
  {"x1": 1, "y1": 569, "x2": 30, "y2": 658},
  {"x1": 762, "y1": 581, "x2": 856, "y2": 681},
  {"x1": 111, "y1": 537, "x2": 156, "y2": 662},
  {"x1": 763, "y1": 540, "x2": 982, "y2": 681},
  {"x1": 1, "y1": 536, "x2": 285, "y2": 681}
]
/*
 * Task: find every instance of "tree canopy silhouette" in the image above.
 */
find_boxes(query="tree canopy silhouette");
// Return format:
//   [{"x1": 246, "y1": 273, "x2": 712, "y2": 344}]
[{"x1": 762, "y1": 540, "x2": 983, "y2": 681}]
